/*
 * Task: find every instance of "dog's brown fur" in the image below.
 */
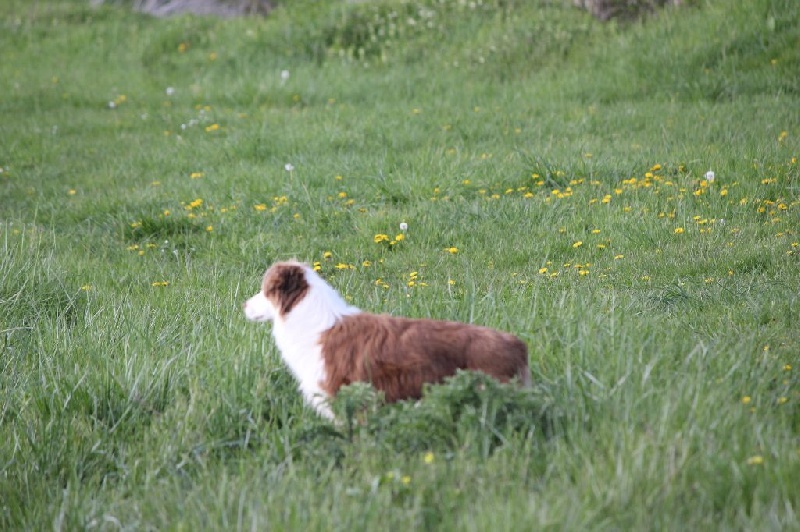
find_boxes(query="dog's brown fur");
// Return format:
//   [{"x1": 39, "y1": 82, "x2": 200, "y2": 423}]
[{"x1": 319, "y1": 313, "x2": 530, "y2": 402}]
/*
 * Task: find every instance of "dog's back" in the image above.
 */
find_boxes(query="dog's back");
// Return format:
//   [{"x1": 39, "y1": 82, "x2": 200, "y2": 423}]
[{"x1": 319, "y1": 313, "x2": 529, "y2": 402}]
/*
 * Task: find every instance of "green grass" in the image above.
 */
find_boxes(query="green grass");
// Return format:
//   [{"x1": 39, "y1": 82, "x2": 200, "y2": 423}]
[{"x1": 1, "y1": 0, "x2": 798, "y2": 529}]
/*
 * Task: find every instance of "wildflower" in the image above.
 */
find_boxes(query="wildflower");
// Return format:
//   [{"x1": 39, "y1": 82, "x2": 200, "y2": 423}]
[
  {"x1": 323, "y1": 251, "x2": 333, "y2": 259},
  {"x1": 591, "y1": 229, "x2": 601, "y2": 234},
  {"x1": 206, "y1": 225, "x2": 213, "y2": 232},
  {"x1": 614, "y1": 254, "x2": 624, "y2": 260},
  {"x1": 284, "y1": 163, "x2": 294, "y2": 172},
  {"x1": 68, "y1": 189, "x2": 76, "y2": 196},
  {"x1": 746, "y1": 455, "x2": 764, "y2": 465},
  {"x1": 674, "y1": 227, "x2": 685, "y2": 234},
  {"x1": 446, "y1": 247, "x2": 458, "y2": 254},
  {"x1": 704, "y1": 171, "x2": 715, "y2": 182},
  {"x1": 424, "y1": 452, "x2": 434, "y2": 464},
  {"x1": 254, "y1": 204, "x2": 267, "y2": 211},
  {"x1": 741, "y1": 396, "x2": 752, "y2": 405},
  {"x1": 777, "y1": 397, "x2": 788, "y2": 405},
  {"x1": 362, "y1": 260, "x2": 372, "y2": 267},
  {"x1": 401, "y1": 476, "x2": 411, "y2": 485},
  {"x1": 394, "y1": 234, "x2": 405, "y2": 242},
  {"x1": 178, "y1": 42, "x2": 187, "y2": 53},
  {"x1": 374, "y1": 234, "x2": 390, "y2": 244},
  {"x1": 539, "y1": 267, "x2": 548, "y2": 274},
  {"x1": 651, "y1": 164, "x2": 662, "y2": 172},
  {"x1": 597, "y1": 244, "x2": 606, "y2": 250},
  {"x1": 641, "y1": 275, "x2": 650, "y2": 281},
  {"x1": 281, "y1": 69, "x2": 290, "y2": 82},
  {"x1": 208, "y1": 52, "x2": 217, "y2": 61},
  {"x1": 448, "y1": 279, "x2": 456, "y2": 286},
  {"x1": 778, "y1": 131, "x2": 788, "y2": 142},
  {"x1": 190, "y1": 172, "x2": 203, "y2": 179},
  {"x1": 80, "y1": 285, "x2": 92, "y2": 291},
  {"x1": 152, "y1": 281, "x2": 169, "y2": 287},
  {"x1": 335, "y1": 263, "x2": 350, "y2": 270},
  {"x1": 572, "y1": 241, "x2": 583, "y2": 248},
  {"x1": 785, "y1": 364, "x2": 792, "y2": 371},
  {"x1": 399, "y1": 222, "x2": 408, "y2": 231},
  {"x1": 205, "y1": 124, "x2": 219, "y2": 132},
  {"x1": 166, "y1": 87, "x2": 175, "y2": 96}
]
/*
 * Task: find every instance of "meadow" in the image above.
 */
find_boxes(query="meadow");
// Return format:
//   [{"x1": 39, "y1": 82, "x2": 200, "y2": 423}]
[{"x1": 1, "y1": 0, "x2": 798, "y2": 529}]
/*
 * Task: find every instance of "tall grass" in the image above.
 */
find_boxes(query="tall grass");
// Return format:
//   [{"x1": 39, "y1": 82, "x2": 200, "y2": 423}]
[{"x1": 1, "y1": 0, "x2": 798, "y2": 529}]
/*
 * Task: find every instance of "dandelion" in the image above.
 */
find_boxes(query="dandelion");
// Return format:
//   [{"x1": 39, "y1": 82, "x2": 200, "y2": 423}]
[
  {"x1": 777, "y1": 397, "x2": 788, "y2": 405},
  {"x1": 778, "y1": 131, "x2": 788, "y2": 142},
  {"x1": 374, "y1": 234, "x2": 390, "y2": 244},
  {"x1": 641, "y1": 275, "x2": 650, "y2": 281},
  {"x1": 424, "y1": 452, "x2": 434, "y2": 464},
  {"x1": 362, "y1": 260, "x2": 372, "y2": 267},
  {"x1": 539, "y1": 267, "x2": 548, "y2": 274},
  {"x1": 206, "y1": 225, "x2": 213, "y2": 232},
  {"x1": 674, "y1": 227, "x2": 685, "y2": 234},
  {"x1": 704, "y1": 170, "x2": 715, "y2": 182},
  {"x1": 448, "y1": 279, "x2": 456, "y2": 286},
  {"x1": 254, "y1": 204, "x2": 267, "y2": 211},
  {"x1": 741, "y1": 396, "x2": 752, "y2": 405},
  {"x1": 190, "y1": 172, "x2": 204, "y2": 179},
  {"x1": 68, "y1": 189, "x2": 76, "y2": 196},
  {"x1": 591, "y1": 229, "x2": 601, "y2": 234},
  {"x1": 80, "y1": 285, "x2": 92, "y2": 291},
  {"x1": 323, "y1": 251, "x2": 333, "y2": 260},
  {"x1": 165, "y1": 87, "x2": 175, "y2": 96},
  {"x1": 572, "y1": 241, "x2": 583, "y2": 248},
  {"x1": 401, "y1": 476, "x2": 411, "y2": 485},
  {"x1": 284, "y1": 163, "x2": 295, "y2": 172},
  {"x1": 208, "y1": 52, "x2": 217, "y2": 61},
  {"x1": 746, "y1": 455, "x2": 764, "y2": 465},
  {"x1": 280, "y1": 69, "x2": 290, "y2": 83},
  {"x1": 446, "y1": 247, "x2": 459, "y2": 254},
  {"x1": 205, "y1": 123, "x2": 220, "y2": 132},
  {"x1": 614, "y1": 254, "x2": 624, "y2": 260},
  {"x1": 785, "y1": 364, "x2": 792, "y2": 371},
  {"x1": 152, "y1": 281, "x2": 170, "y2": 287},
  {"x1": 399, "y1": 222, "x2": 408, "y2": 231}
]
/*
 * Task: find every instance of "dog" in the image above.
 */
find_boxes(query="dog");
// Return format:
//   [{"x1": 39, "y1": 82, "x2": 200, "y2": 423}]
[{"x1": 244, "y1": 260, "x2": 530, "y2": 419}]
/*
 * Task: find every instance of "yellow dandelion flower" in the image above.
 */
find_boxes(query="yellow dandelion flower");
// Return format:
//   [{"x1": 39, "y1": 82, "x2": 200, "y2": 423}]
[
  {"x1": 190, "y1": 172, "x2": 204, "y2": 179},
  {"x1": 152, "y1": 281, "x2": 170, "y2": 287},
  {"x1": 641, "y1": 275, "x2": 650, "y2": 281},
  {"x1": 374, "y1": 234, "x2": 390, "y2": 244},
  {"x1": 579, "y1": 270, "x2": 590, "y2": 276},
  {"x1": 80, "y1": 285, "x2": 92, "y2": 291},
  {"x1": 784, "y1": 364, "x2": 792, "y2": 371},
  {"x1": 741, "y1": 396, "x2": 752, "y2": 405},
  {"x1": 395, "y1": 233, "x2": 405, "y2": 242},
  {"x1": 674, "y1": 227, "x2": 685, "y2": 234},
  {"x1": 539, "y1": 267, "x2": 548, "y2": 274},
  {"x1": 597, "y1": 244, "x2": 606, "y2": 250},
  {"x1": 746, "y1": 455, "x2": 764, "y2": 465},
  {"x1": 446, "y1": 247, "x2": 459, "y2": 254},
  {"x1": 337, "y1": 191, "x2": 347, "y2": 199},
  {"x1": 313, "y1": 262, "x2": 322, "y2": 272},
  {"x1": 591, "y1": 229, "x2": 601, "y2": 234},
  {"x1": 206, "y1": 225, "x2": 213, "y2": 232},
  {"x1": 777, "y1": 397, "x2": 788, "y2": 405},
  {"x1": 68, "y1": 189, "x2": 76, "y2": 196},
  {"x1": 614, "y1": 254, "x2": 624, "y2": 260},
  {"x1": 205, "y1": 123, "x2": 219, "y2": 132},
  {"x1": 254, "y1": 204, "x2": 267, "y2": 211},
  {"x1": 572, "y1": 241, "x2": 583, "y2": 248},
  {"x1": 401, "y1": 476, "x2": 411, "y2": 485},
  {"x1": 651, "y1": 164, "x2": 662, "y2": 172},
  {"x1": 424, "y1": 452, "x2": 434, "y2": 464}
]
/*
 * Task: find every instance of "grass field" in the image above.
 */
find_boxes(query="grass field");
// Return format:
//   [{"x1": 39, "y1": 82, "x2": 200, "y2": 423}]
[{"x1": 1, "y1": 0, "x2": 798, "y2": 529}]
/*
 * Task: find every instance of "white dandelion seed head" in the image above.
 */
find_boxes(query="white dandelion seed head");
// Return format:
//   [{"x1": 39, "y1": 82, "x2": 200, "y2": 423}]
[
  {"x1": 165, "y1": 87, "x2": 176, "y2": 96},
  {"x1": 280, "y1": 70, "x2": 290, "y2": 81},
  {"x1": 284, "y1": 163, "x2": 295, "y2": 172},
  {"x1": 399, "y1": 222, "x2": 408, "y2": 231},
  {"x1": 705, "y1": 170, "x2": 715, "y2": 182},
  {"x1": 108, "y1": 101, "x2": 116, "y2": 109}
]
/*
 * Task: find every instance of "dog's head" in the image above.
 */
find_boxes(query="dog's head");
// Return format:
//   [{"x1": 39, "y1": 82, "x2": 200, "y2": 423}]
[{"x1": 244, "y1": 261, "x2": 310, "y2": 322}]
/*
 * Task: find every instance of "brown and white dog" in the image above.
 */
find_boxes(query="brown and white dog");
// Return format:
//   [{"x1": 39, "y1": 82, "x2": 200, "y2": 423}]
[{"x1": 244, "y1": 260, "x2": 530, "y2": 419}]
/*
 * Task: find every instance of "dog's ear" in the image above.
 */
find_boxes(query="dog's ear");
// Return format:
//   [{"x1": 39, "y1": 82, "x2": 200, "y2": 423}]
[{"x1": 265, "y1": 263, "x2": 309, "y2": 316}]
